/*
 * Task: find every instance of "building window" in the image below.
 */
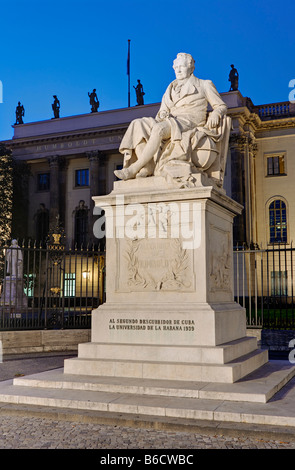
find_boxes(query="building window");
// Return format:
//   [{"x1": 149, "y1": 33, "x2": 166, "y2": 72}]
[
  {"x1": 37, "y1": 173, "x2": 50, "y2": 191},
  {"x1": 267, "y1": 155, "x2": 285, "y2": 176},
  {"x1": 24, "y1": 274, "x2": 36, "y2": 297},
  {"x1": 64, "y1": 273, "x2": 76, "y2": 297},
  {"x1": 75, "y1": 169, "x2": 89, "y2": 187},
  {"x1": 269, "y1": 199, "x2": 287, "y2": 243},
  {"x1": 271, "y1": 271, "x2": 287, "y2": 297}
]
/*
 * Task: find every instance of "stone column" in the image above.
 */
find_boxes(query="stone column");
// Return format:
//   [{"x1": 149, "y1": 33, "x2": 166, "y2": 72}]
[
  {"x1": 236, "y1": 134, "x2": 258, "y2": 248},
  {"x1": 58, "y1": 157, "x2": 68, "y2": 230},
  {"x1": 87, "y1": 151, "x2": 107, "y2": 246},
  {"x1": 97, "y1": 153, "x2": 107, "y2": 196},
  {"x1": 87, "y1": 151, "x2": 100, "y2": 199},
  {"x1": 229, "y1": 135, "x2": 247, "y2": 246},
  {"x1": 48, "y1": 155, "x2": 65, "y2": 230},
  {"x1": 248, "y1": 138, "x2": 258, "y2": 247}
]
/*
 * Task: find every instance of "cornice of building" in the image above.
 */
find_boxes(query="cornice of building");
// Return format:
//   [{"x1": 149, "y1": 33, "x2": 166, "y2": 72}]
[
  {"x1": 2, "y1": 92, "x2": 295, "y2": 151},
  {"x1": 256, "y1": 117, "x2": 295, "y2": 131},
  {"x1": 7, "y1": 103, "x2": 160, "y2": 143},
  {"x1": 3, "y1": 124, "x2": 128, "y2": 149}
]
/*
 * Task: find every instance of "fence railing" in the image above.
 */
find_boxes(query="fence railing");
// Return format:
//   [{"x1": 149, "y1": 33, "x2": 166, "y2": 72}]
[
  {"x1": 234, "y1": 244, "x2": 295, "y2": 329},
  {"x1": 1, "y1": 241, "x2": 294, "y2": 331},
  {"x1": 0, "y1": 241, "x2": 105, "y2": 330}
]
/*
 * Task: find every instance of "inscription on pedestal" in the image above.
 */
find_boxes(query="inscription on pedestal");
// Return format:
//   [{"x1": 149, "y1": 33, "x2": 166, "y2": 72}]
[{"x1": 108, "y1": 317, "x2": 195, "y2": 332}]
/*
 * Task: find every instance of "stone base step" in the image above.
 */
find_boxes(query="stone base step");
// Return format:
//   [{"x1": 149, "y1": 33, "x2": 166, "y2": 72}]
[
  {"x1": 64, "y1": 348, "x2": 268, "y2": 383},
  {"x1": 77, "y1": 336, "x2": 258, "y2": 365},
  {"x1": 0, "y1": 360, "x2": 291, "y2": 430},
  {"x1": 12, "y1": 359, "x2": 295, "y2": 403}
]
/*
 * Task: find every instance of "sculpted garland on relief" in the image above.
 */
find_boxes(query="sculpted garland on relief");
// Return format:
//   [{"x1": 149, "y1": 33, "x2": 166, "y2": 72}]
[
  {"x1": 124, "y1": 238, "x2": 192, "y2": 291},
  {"x1": 209, "y1": 230, "x2": 232, "y2": 293}
]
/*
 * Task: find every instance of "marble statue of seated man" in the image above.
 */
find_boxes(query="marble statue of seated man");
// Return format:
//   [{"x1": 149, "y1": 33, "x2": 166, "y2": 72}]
[{"x1": 114, "y1": 52, "x2": 228, "y2": 183}]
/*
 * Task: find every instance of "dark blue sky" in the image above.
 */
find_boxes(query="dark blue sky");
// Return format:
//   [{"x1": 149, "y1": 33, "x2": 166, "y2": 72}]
[{"x1": 0, "y1": 0, "x2": 294, "y2": 141}]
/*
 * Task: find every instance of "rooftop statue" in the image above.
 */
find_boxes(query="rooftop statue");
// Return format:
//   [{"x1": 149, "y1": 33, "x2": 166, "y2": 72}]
[
  {"x1": 134, "y1": 79, "x2": 145, "y2": 106},
  {"x1": 15, "y1": 101, "x2": 25, "y2": 125},
  {"x1": 229, "y1": 64, "x2": 239, "y2": 91},
  {"x1": 114, "y1": 53, "x2": 230, "y2": 188},
  {"x1": 52, "y1": 95, "x2": 60, "y2": 119},
  {"x1": 88, "y1": 89, "x2": 100, "y2": 113}
]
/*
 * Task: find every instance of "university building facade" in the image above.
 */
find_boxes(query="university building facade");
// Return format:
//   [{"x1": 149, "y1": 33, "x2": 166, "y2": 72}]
[
  {"x1": 2, "y1": 90, "x2": 295, "y2": 252},
  {"x1": 1, "y1": 90, "x2": 295, "y2": 325}
]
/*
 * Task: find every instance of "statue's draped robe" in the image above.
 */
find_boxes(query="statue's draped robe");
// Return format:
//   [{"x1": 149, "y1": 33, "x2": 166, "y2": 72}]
[
  {"x1": 6, "y1": 245, "x2": 23, "y2": 278},
  {"x1": 119, "y1": 75, "x2": 227, "y2": 175}
]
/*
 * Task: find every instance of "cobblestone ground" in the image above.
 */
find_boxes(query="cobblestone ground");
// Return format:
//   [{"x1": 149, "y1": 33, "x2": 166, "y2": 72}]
[{"x1": 0, "y1": 415, "x2": 295, "y2": 449}]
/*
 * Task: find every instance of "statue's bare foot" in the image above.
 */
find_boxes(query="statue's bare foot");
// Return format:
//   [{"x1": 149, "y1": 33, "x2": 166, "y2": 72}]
[{"x1": 114, "y1": 168, "x2": 133, "y2": 180}]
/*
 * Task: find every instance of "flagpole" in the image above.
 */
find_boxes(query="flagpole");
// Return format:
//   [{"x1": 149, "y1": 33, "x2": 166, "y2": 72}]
[{"x1": 127, "y1": 39, "x2": 131, "y2": 107}]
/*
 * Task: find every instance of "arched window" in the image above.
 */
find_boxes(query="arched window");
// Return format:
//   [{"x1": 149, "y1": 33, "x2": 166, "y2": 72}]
[{"x1": 269, "y1": 199, "x2": 287, "y2": 243}]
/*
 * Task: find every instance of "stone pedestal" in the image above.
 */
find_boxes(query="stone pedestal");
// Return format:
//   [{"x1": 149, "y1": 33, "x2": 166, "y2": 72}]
[{"x1": 64, "y1": 175, "x2": 268, "y2": 383}]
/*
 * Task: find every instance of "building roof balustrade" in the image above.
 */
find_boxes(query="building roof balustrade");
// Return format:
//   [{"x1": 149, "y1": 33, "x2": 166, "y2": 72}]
[{"x1": 257, "y1": 101, "x2": 295, "y2": 120}]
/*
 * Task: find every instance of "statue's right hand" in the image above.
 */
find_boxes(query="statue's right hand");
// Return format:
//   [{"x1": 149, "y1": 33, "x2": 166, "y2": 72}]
[{"x1": 158, "y1": 110, "x2": 169, "y2": 121}]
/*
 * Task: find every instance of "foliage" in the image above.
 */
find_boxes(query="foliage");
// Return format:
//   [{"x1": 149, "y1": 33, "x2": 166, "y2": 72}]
[
  {"x1": 0, "y1": 144, "x2": 13, "y2": 245},
  {"x1": 0, "y1": 144, "x2": 13, "y2": 280}
]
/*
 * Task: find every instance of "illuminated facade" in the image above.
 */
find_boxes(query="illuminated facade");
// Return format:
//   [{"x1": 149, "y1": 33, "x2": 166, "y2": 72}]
[{"x1": 1, "y1": 91, "x2": 295, "y2": 251}]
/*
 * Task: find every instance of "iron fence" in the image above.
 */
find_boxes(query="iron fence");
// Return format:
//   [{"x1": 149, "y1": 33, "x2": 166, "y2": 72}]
[
  {"x1": 1, "y1": 240, "x2": 294, "y2": 331},
  {"x1": 234, "y1": 244, "x2": 295, "y2": 329},
  {"x1": 0, "y1": 241, "x2": 105, "y2": 330}
]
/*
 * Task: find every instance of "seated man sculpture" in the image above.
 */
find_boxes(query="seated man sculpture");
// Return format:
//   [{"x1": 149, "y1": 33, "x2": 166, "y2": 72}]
[{"x1": 114, "y1": 52, "x2": 229, "y2": 186}]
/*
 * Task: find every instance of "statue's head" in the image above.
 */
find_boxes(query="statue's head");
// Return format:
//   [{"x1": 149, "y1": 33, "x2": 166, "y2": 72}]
[{"x1": 173, "y1": 53, "x2": 195, "y2": 80}]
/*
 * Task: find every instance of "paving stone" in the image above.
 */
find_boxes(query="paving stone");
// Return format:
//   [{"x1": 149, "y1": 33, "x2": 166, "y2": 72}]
[{"x1": 0, "y1": 413, "x2": 294, "y2": 449}]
